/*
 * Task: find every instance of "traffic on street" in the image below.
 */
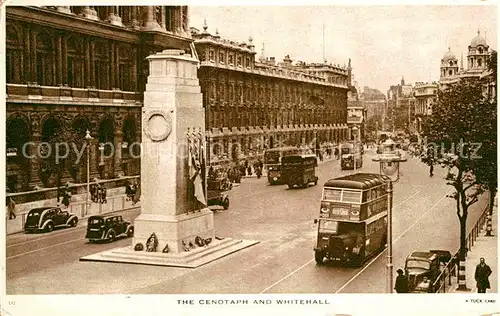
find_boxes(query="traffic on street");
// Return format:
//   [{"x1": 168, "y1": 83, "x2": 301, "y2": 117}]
[{"x1": 6, "y1": 148, "x2": 488, "y2": 294}]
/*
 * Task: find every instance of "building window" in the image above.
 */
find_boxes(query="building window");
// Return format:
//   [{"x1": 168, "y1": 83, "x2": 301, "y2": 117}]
[
  {"x1": 209, "y1": 50, "x2": 215, "y2": 61},
  {"x1": 66, "y1": 36, "x2": 84, "y2": 88},
  {"x1": 36, "y1": 31, "x2": 55, "y2": 86},
  {"x1": 219, "y1": 52, "x2": 225, "y2": 64},
  {"x1": 448, "y1": 70, "x2": 453, "y2": 76},
  {"x1": 237, "y1": 56, "x2": 242, "y2": 67},
  {"x1": 246, "y1": 57, "x2": 250, "y2": 68},
  {"x1": 94, "y1": 42, "x2": 109, "y2": 89},
  {"x1": 478, "y1": 58, "x2": 482, "y2": 67},
  {"x1": 479, "y1": 47, "x2": 483, "y2": 54},
  {"x1": 228, "y1": 54, "x2": 234, "y2": 65},
  {"x1": 6, "y1": 25, "x2": 23, "y2": 84}
]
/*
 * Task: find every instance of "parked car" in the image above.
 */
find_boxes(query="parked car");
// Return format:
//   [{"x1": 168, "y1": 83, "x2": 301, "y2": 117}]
[
  {"x1": 404, "y1": 250, "x2": 452, "y2": 293},
  {"x1": 85, "y1": 215, "x2": 134, "y2": 242},
  {"x1": 24, "y1": 206, "x2": 78, "y2": 233}
]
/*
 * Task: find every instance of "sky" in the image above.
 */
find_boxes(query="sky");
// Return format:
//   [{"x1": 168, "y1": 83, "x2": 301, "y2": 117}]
[{"x1": 190, "y1": 5, "x2": 497, "y2": 94}]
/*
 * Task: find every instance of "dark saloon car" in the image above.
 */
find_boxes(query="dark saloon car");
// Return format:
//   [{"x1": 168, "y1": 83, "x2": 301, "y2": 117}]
[
  {"x1": 85, "y1": 215, "x2": 134, "y2": 242},
  {"x1": 24, "y1": 207, "x2": 78, "y2": 233},
  {"x1": 404, "y1": 250, "x2": 451, "y2": 293}
]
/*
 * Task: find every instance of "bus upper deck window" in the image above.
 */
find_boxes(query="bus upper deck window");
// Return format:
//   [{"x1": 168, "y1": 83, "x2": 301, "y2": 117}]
[
  {"x1": 342, "y1": 190, "x2": 362, "y2": 203},
  {"x1": 323, "y1": 188, "x2": 342, "y2": 201}
]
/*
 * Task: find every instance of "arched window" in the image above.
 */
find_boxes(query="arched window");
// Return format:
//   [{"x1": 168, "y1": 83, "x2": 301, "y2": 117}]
[
  {"x1": 449, "y1": 61, "x2": 453, "y2": 67},
  {"x1": 448, "y1": 70, "x2": 453, "y2": 76},
  {"x1": 479, "y1": 47, "x2": 483, "y2": 54},
  {"x1": 36, "y1": 30, "x2": 55, "y2": 86},
  {"x1": 94, "y1": 41, "x2": 109, "y2": 89},
  {"x1": 67, "y1": 36, "x2": 84, "y2": 88},
  {"x1": 6, "y1": 23, "x2": 23, "y2": 84}
]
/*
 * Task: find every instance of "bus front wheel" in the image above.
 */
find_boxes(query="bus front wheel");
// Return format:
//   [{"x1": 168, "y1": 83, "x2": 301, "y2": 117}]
[{"x1": 315, "y1": 250, "x2": 325, "y2": 264}]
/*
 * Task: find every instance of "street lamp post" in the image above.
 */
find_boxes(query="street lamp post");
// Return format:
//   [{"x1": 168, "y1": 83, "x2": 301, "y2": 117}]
[
  {"x1": 352, "y1": 126, "x2": 358, "y2": 172},
  {"x1": 372, "y1": 138, "x2": 407, "y2": 293},
  {"x1": 85, "y1": 130, "x2": 93, "y2": 216}
]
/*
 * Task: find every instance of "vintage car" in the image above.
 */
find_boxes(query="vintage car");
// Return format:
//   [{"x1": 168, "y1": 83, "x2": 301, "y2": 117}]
[
  {"x1": 85, "y1": 215, "x2": 134, "y2": 242},
  {"x1": 24, "y1": 207, "x2": 78, "y2": 233},
  {"x1": 207, "y1": 179, "x2": 230, "y2": 210},
  {"x1": 405, "y1": 250, "x2": 452, "y2": 293}
]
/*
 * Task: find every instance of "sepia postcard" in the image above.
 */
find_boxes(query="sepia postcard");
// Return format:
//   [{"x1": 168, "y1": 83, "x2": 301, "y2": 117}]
[{"x1": 1, "y1": 1, "x2": 499, "y2": 316}]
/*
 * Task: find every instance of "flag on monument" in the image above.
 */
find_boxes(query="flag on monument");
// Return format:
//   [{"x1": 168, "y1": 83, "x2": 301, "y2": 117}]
[{"x1": 189, "y1": 136, "x2": 206, "y2": 206}]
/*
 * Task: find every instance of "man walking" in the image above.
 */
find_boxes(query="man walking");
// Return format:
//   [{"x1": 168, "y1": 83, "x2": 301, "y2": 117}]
[
  {"x1": 475, "y1": 257, "x2": 492, "y2": 293},
  {"x1": 394, "y1": 269, "x2": 409, "y2": 293}
]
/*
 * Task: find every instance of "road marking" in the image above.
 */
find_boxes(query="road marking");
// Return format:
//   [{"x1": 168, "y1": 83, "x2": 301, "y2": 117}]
[
  {"x1": 7, "y1": 238, "x2": 84, "y2": 260},
  {"x1": 334, "y1": 192, "x2": 451, "y2": 293},
  {"x1": 259, "y1": 259, "x2": 313, "y2": 294},
  {"x1": 259, "y1": 189, "x2": 421, "y2": 293}
]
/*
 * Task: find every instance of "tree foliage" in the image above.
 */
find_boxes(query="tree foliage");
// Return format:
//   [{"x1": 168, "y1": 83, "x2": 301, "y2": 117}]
[{"x1": 421, "y1": 77, "x2": 497, "y2": 259}]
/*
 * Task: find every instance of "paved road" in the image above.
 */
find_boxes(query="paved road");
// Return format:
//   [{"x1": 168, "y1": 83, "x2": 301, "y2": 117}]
[{"x1": 6, "y1": 149, "x2": 488, "y2": 294}]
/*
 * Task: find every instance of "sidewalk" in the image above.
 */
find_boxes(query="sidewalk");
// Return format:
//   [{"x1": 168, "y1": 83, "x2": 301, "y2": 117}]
[
  {"x1": 5, "y1": 192, "x2": 141, "y2": 235},
  {"x1": 450, "y1": 195, "x2": 497, "y2": 293}
]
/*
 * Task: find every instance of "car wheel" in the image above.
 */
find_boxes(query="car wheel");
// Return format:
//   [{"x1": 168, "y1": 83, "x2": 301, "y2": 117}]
[
  {"x1": 70, "y1": 218, "x2": 78, "y2": 227},
  {"x1": 127, "y1": 227, "x2": 134, "y2": 238},
  {"x1": 108, "y1": 231, "x2": 116, "y2": 242},
  {"x1": 315, "y1": 250, "x2": 324, "y2": 265},
  {"x1": 45, "y1": 222, "x2": 54, "y2": 233},
  {"x1": 223, "y1": 198, "x2": 230, "y2": 210}
]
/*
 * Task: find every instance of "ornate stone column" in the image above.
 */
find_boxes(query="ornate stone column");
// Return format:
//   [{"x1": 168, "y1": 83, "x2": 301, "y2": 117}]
[
  {"x1": 107, "y1": 6, "x2": 123, "y2": 26},
  {"x1": 142, "y1": 6, "x2": 162, "y2": 31},
  {"x1": 82, "y1": 6, "x2": 98, "y2": 21},
  {"x1": 131, "y1": 6, "x2": 141, "y2": 29},
  {"x1": 56, "y1": 6, "x2": 71, "y2": 14}
]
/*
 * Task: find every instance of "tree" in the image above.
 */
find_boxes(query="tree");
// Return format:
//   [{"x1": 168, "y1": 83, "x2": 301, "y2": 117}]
[{"x1": 420, "y1": 78, "x2": 496, "y2": 274}]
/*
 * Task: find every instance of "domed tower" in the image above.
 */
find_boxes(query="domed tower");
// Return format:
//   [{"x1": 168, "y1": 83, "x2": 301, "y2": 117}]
[
  {"x1": 440, "y1": 47, "x2": 459, "y2": 80},
  {"x1": 467, "y1": 30, "x2": 489, "y2": 70}
]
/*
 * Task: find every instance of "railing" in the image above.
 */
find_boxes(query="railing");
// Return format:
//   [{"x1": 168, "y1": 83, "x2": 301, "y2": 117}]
[
  {"x1": 6, "y1": 175, "x2": 140, "y2": 205},
  {"x1": 432, "y1": 200, "x2": 490, "y2": 293}
]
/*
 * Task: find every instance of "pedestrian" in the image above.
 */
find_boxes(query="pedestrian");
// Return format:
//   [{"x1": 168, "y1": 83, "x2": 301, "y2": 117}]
[
  {"x1": 247, "y1": 165, "x2": 252, "y2": 176},
  {"x1": 475, "y1": 257, "x2": 492, "y2": 293},
  {"x1": 102, "y1": 187, "x2": 107, "y2": 204},
  {"x1": 394, "y1": 269, "x2": 409, "y2": 293},
  {"x1": 61, "y1": 189, "x2": 71, "y2": 208},
  {"x1": 429, "y1": 163, "x2": 434, "y2": 177},
  {"x1": 7, "y1": 197, "x2": 16, "y2": 220}
]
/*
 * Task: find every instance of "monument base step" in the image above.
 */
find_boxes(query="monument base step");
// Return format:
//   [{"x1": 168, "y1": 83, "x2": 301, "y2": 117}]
[{"x1": 79, "y1": 238, "x2": 259, "y2": 268}]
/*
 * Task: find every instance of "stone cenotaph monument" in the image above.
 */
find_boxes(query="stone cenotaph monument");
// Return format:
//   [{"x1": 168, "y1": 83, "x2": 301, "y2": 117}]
[{"x1": 81, "y1": 50, "x2": 257, "y2": 267}]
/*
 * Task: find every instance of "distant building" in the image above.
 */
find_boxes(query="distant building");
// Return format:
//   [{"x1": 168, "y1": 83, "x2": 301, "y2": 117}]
[
  {"x1": 413, "y1": 81, "x2": 438, "y2": 133},
  {"x1": 386, "y1": 77, "x2": 415, "y2": 133},
  {"x1": 439, "y1": 30, "x2": 496, "y2": 99},
  {"x1": 192, "y1": 22, "x2": 351, "y2": 166}
]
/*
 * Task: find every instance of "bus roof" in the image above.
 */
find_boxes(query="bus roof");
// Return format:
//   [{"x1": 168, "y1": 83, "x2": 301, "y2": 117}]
[
  {"x1": 282, "y1": 154, "x2": 317, "y2": 161},
  {"x1": 323, "y1": 173, "x2": 389, "y2": 189},
  {"x1": 264, "y1": 146, "x2": 299, "y2": 153}
]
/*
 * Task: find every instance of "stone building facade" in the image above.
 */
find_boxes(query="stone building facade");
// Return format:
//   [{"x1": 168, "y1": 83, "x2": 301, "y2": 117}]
[
  {"x1": 413, "y1": 82, "x2": 438, "y2": 134},
  {"x1": 5, "y1": 6, "x2": 191, "y2": 192},
  {"x1": 191, "y1": 23, "x2": 350, "y2": 167}
]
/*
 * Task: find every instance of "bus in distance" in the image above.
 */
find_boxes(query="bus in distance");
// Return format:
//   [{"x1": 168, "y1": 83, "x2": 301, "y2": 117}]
[{"x1": 264, "y1": 146, "x2": 303, "y2": 184}]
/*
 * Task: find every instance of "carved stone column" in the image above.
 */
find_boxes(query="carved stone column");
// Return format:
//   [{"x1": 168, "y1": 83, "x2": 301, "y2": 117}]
[
  {"x1": 131, "y1": 6, "x2": 141, "y2": 29},
  {"x1": 56, "y1": 6, "x2": 71, "y2": 14},
  {"x1": 142, "y1": 6, "x2": 162, "y2": 31},
  {"x1": 107, "y1": 6, "x2": 123, "y2": 26},
  {"x1": 82, "y1": 6, "x2": 98, "y2": 21}
]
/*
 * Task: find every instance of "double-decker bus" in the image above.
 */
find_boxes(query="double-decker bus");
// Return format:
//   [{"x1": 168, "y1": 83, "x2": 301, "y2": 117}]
[
  {"x1": 264, "y1": 146, "x2": 302, "y2": 184},
  {"x1": 340, "y1": 142, "x2": 363, "y2": 170},
  {"x1": 281, "y1": 154, "x2": 318, "y2": 189},
  {"x1": 314, "y1": 173, "x2": 391, "y2": 266}
]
